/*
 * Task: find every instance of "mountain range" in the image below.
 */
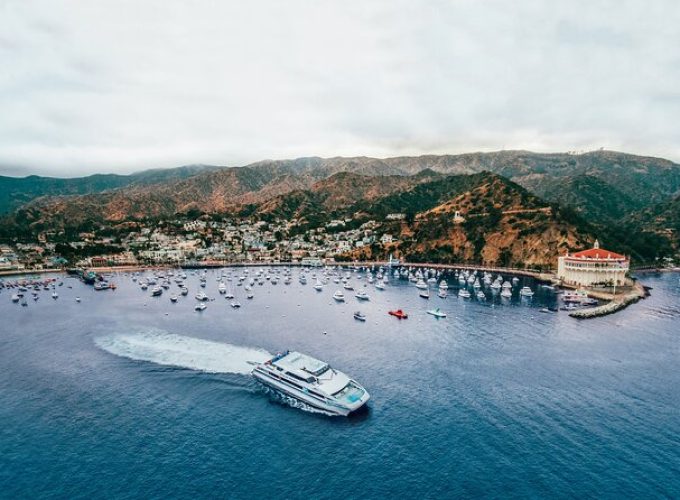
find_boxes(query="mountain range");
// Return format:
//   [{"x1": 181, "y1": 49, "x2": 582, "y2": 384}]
[{"x1": 1, "y1": 150, "x2": 678, "y2": 264}]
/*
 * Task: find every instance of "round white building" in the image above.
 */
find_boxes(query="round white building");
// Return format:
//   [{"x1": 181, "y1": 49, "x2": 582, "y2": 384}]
[{"x1": 557, "y1": 240, "x2": 629, "y2": 287}]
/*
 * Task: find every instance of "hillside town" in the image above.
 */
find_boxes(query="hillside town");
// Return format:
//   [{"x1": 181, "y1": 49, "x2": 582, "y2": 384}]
[{"x1": 0, "y1": 214, "x2": 408, "y2": 272}]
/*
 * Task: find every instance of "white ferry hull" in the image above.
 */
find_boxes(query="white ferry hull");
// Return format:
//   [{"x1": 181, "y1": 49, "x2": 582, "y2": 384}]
[{"x1": 252, "y1": 370, "x2": 364, "y2": 416}]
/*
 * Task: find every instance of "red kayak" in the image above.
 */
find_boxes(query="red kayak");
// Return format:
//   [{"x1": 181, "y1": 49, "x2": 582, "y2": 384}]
[{"x1": 388, "y1": 309, "x2": 408, "y2": 319}]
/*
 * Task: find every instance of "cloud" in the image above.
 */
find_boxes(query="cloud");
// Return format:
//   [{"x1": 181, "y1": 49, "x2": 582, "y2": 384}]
[{"x1": 1, "y1": 0, "x2": 679, "y2": 176}]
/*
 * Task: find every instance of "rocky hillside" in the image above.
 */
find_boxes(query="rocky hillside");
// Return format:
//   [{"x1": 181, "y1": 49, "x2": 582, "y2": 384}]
[{"x1": 342, "y1": 173, "x2": 593, "y2": 268}]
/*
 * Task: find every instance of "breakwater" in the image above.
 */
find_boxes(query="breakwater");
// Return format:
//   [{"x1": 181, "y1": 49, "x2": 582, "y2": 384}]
[{"x1": 569, "y1": 281, "x2": 648, "y2": 319}]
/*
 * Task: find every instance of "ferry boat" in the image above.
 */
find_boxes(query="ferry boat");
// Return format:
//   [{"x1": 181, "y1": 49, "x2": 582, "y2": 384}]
[{"x1": 252, "y1": 351, "x2": 370, "y2": 416}]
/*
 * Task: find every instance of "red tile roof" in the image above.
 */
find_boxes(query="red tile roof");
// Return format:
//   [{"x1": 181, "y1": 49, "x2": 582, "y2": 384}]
[{"x1": 570, "y1": 248, "x2": 626, "y2": 260}]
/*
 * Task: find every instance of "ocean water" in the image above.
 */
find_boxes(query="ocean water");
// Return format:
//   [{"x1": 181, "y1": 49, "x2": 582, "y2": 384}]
[{"x1": 0, "y1": 269, "x2": 678, "y2": 499}]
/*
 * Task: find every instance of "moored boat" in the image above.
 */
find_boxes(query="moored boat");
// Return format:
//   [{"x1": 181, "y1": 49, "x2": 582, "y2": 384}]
[
  {"x1": 427, "y1": 308, "x2": 446, "y2": 318},
  {"x1": 353, "y1": 311, "x2": 367, "y2": 321},
  {"x1": 388, "y1": 309, "x2": 408, "y2": 319}
]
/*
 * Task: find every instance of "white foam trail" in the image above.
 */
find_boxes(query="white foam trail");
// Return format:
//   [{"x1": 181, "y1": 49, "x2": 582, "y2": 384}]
[{"x1": 95, "y1": 330, "x2": 271, "y2": 375}]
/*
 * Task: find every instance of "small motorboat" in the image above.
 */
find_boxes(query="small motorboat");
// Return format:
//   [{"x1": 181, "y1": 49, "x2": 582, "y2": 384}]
[
  {"x1": 195, "y1": 292, "x2": 208, "y2": 301},
  {"x1": 51, "y1": 292, "x2": 58, "y2": 299},
  {"x1": 458, "y1": 289, "x2": 471, "y2": 298},
  {"x1": 375, "y1": 282, "x2": 385, "y2": 290},
  {"x1": 520, "y1": 286, "x2": 534, "y2": 297},
  {"x1": 353, "y1": 311, "x2": 367, "y2": 321},
  {"x1": 231, "y1": 301, "x2": 241, "y2": 308},
  {"x1": 170, "y1": 295, "x2": 178, "y2": 303},
  {"x1": 151, "y1": 286, "x2": 163, "y2": 297},
  {"x1": 11, "y1": 294, "x2": 20, "y2": 303},
  {"x1": 247, "y1": 293, "x2": 254, "y2": 299},
  {"x1": 355, "y1": 290, "x2": 370, "y2": 301},
  {"x1": 333, "y1": 290, "x2": 345, "y2": 302},
  {"x1": 195, "y1": 303, "x2": 207, "y2": 311},
  {"x1": 438, "y1": 290, "x2": 447, "y2": 299},
  {"x1": 388, "y1": 309, "x2": 408, "y2": 319},
  {"x1": 75, "y1": 297, "x2": 81, "y2": 303},
  {"x1": 419, "y1": 290, "x2": 430, "y2": 299},
  {"x1": 539, "y1": 307, "x2": 558, "y2": 313},
  {"x1": 427, "y1": 308, "x2": 446, "y2": 318}
]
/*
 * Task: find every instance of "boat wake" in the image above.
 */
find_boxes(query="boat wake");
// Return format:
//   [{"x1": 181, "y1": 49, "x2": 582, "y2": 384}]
[{"x1": 95, "y1": 329, "x2": 271, "y2": 375}]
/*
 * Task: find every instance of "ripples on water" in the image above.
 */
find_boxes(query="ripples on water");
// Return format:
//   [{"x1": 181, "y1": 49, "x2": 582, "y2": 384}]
[{"x1": 0, "y1": 269, "x2": 678, "y2": 499}]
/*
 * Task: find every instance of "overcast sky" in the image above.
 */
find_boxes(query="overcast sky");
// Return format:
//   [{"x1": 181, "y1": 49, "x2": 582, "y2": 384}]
[{"x1": 1, "y1": 0, "x2": 679, "y2": 177}]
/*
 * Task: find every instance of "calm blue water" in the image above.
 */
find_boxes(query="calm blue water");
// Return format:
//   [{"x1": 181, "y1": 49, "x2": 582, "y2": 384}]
[{"x1": 1, "y1": 269, "x2": 678, "y2": 499}]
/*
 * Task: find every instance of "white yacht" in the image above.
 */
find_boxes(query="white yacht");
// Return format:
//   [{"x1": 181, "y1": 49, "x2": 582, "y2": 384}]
[
  {"x1": 332, "y1": 290, "x2": 345, "y2": 302},
  {"x1": 252, "y1": 351, "x2": 370, "y2": 416},
  {"x1": 355, "y1": 289, "x2": 370, "y2": 301}
]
